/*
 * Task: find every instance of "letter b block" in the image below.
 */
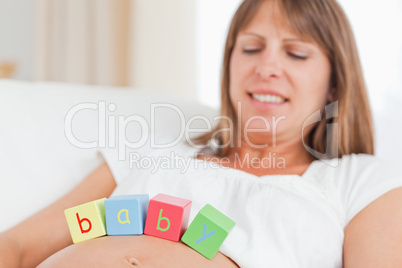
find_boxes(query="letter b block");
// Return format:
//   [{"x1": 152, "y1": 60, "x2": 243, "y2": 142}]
[
  {"x1": 105, "y1": 194, "x2": 149, "y2": 235},
  {"x1": 181, "y1": 204, "x2": 236, "y2": 259},
  {"x1": 64, "y1": 198, "x2": 107, "y2": 243},
  {"x1": 144, "y1": 193, "x2": 192, "y2": 242}
]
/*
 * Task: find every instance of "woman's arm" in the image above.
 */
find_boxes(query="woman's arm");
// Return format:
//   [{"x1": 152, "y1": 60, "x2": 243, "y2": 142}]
[
  {"x1": 0, "y1": 162, "x2": 116, "y2": 268},
  {"x1": 344, "y1": 187, "x2": 402, "y2": 267}
]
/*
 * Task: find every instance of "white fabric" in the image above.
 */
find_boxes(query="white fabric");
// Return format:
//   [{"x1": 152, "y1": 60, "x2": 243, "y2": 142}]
[
  {"x1": 100, "y1": 141, "x2": 402, "y2": 268},
  {"x1": 0, "y1": 79, "x2": 217, "y2": 232}
]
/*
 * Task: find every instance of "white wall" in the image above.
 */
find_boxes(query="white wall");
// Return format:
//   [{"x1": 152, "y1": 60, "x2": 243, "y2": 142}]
[
  {"x1": 337, "y1": 0, "x2": 402, "y2": 160},
  {"x1": 129, "y1": 0, "x2": 198, "y2": 101},
  {"x1": 0, "y1": 0, "x2": 35, "y2": 80},
  {"x1": 196, "y1": 0, "x2": 242, "y2": 109},
  {"x1": 338, "y1": 0, "x2": 402, "y2": 109}
]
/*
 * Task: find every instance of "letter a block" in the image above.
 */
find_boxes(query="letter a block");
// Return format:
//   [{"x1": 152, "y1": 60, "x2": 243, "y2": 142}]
[
  {"x1": 144, "y1": 193, "x2": 192, "y2": 242},
  {"x1": 64, "y1": 198, "x2": 107, "y2": 243},
  {"x1": 105, "y1": 194, "x2": 149, "y2": 235},
  {"x1": 181, "y1": 204, "x2": 236, "y2": 259}
]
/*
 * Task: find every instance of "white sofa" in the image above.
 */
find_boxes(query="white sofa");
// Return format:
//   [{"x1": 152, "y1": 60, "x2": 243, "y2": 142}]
[
  {"x1": 0, "y1": 80, "x2": 217, "y2": 232},
  {"x1": 0, "y1": 79, "x2": 400, "y2": 232}
]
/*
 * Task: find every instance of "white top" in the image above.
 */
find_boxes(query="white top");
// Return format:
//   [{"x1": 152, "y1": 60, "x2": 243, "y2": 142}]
[{"x1": 100, "y1": 141, "x2": 402, "y2": 268}]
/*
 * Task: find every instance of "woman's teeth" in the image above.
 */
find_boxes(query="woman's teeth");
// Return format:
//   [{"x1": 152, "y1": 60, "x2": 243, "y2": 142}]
[{"x1": 251, "y1": 94, "x2": 286, "y2": 103}]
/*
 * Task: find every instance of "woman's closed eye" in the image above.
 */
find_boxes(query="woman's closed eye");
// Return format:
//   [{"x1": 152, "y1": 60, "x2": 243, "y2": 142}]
[
  {"x1": 243, "y1": 48, "x2": 262, "y2": 54},
  {"x1": 287, "y1": 52, "x2": 308, "y2": 60},
  {"x1": 241, "y1": 47, "x2": 308, "y2": 59}
]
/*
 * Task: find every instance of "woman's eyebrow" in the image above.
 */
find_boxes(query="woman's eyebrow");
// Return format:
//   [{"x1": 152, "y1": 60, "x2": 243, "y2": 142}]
[
  {"x1": 238, "y1": 33, "x2": 306, "y2": 44},
  {"x1": 283, "y1": 38, "x2": 305, "y2": 43},
  {"x1": 238, "y1": 32, "x2": 265, "y2": 40}
]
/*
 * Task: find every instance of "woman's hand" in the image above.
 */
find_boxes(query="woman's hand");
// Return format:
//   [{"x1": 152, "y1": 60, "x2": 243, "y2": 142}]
[{"x1": 0, "y1": 232, "x2": 21, "y2": 267}]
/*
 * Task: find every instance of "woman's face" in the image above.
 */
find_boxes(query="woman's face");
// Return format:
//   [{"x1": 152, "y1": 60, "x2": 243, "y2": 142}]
[{"x1": 229, "y1": 1, "x2": 332, "y2": 146}]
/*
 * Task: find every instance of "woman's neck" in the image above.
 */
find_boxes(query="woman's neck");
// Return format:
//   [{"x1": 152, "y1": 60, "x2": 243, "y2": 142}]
[{"x1": 221, "y1": 136, "x2": 315, "y2": 176}]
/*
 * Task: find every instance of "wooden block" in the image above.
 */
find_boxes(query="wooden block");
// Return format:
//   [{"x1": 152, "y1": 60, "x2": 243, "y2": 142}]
[
  {"x1": 144, "y1": 193, "x2": 192, "y2": 242},
  {"x1": 105, "y1": 194, "x2": 149, "y2": 235},
  {"x1": 181, "y1": 204, "x2": 235, "y2": 259},
  {"x1": 64, "y1": 198, "x2": 107, "y2": 243}
]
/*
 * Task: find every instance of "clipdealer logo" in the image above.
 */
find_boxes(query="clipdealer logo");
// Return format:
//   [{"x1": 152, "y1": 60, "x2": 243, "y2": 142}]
[
  {"x1": 64, "y1": 101, "x2": 339, "y2": 167},
  {"x1": 302, "y1": 101, "x2": 339, "y2": 167}
]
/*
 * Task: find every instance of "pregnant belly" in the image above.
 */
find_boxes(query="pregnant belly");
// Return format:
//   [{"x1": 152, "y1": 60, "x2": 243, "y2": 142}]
[{"x1": 38, "y1": 235, "x2": 239, "y2": 267}]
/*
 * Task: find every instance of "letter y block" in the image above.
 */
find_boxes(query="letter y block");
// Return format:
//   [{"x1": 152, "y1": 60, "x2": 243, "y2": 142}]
[
  {"x1": 64, "y1": 198, "x2": 107, "y2": 243},
  {"x1": 144, "y1": 193, "x2": 192, "y2": 241},
  {"x1": 181, "y1": 204, "x2": 235, "y2": 259}
]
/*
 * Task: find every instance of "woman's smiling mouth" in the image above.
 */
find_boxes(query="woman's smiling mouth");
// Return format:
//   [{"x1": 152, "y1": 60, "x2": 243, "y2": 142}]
[
  {"x1": 247, "y1": 91, "x2": 289, "y2": 109},
  {"x1": 250, "y1": 93, "x2": 287, "y2": 103}
]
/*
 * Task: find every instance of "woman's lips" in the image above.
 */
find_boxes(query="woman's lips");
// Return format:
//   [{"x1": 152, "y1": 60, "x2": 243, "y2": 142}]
[
  {"x1": 248, "y1": 89, "x2": 288, "y2": 100},
  {"x1": 247, "y1": 92, "x2": 289, "y2": 109}
]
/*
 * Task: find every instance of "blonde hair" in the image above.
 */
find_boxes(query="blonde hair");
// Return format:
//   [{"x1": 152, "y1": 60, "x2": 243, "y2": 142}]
[{"x1": 195, "y1": 0, "x2": 374, "y2": 158}]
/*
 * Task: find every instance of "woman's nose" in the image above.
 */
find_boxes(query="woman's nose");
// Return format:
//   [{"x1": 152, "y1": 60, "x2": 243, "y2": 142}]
[{"x1": 255, "y1": 50, "x2": 283, "y2": 80}]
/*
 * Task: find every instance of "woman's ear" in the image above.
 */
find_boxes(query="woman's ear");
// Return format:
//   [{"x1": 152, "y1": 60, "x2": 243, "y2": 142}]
[{"x1": 327, "y1": 87, "x2": 336, "y2": 103}]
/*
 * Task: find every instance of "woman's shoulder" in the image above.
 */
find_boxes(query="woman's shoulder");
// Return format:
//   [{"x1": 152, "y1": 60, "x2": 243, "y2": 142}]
[
  {"x1": 324, "y1": 154, "x2": 402, "y2": 225},
  {"x1": 309, "y1": 153, "x2": 402, "y2": 197},
  {"x1": 339, "y1": 153, "x2": 383, "y2": 165},
  {"x1": 311, "y1": 153, "x2": 400, "y2": 178},
  {"x1": 336, "y1": 153, "x2": 400, "y2": 178}
]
